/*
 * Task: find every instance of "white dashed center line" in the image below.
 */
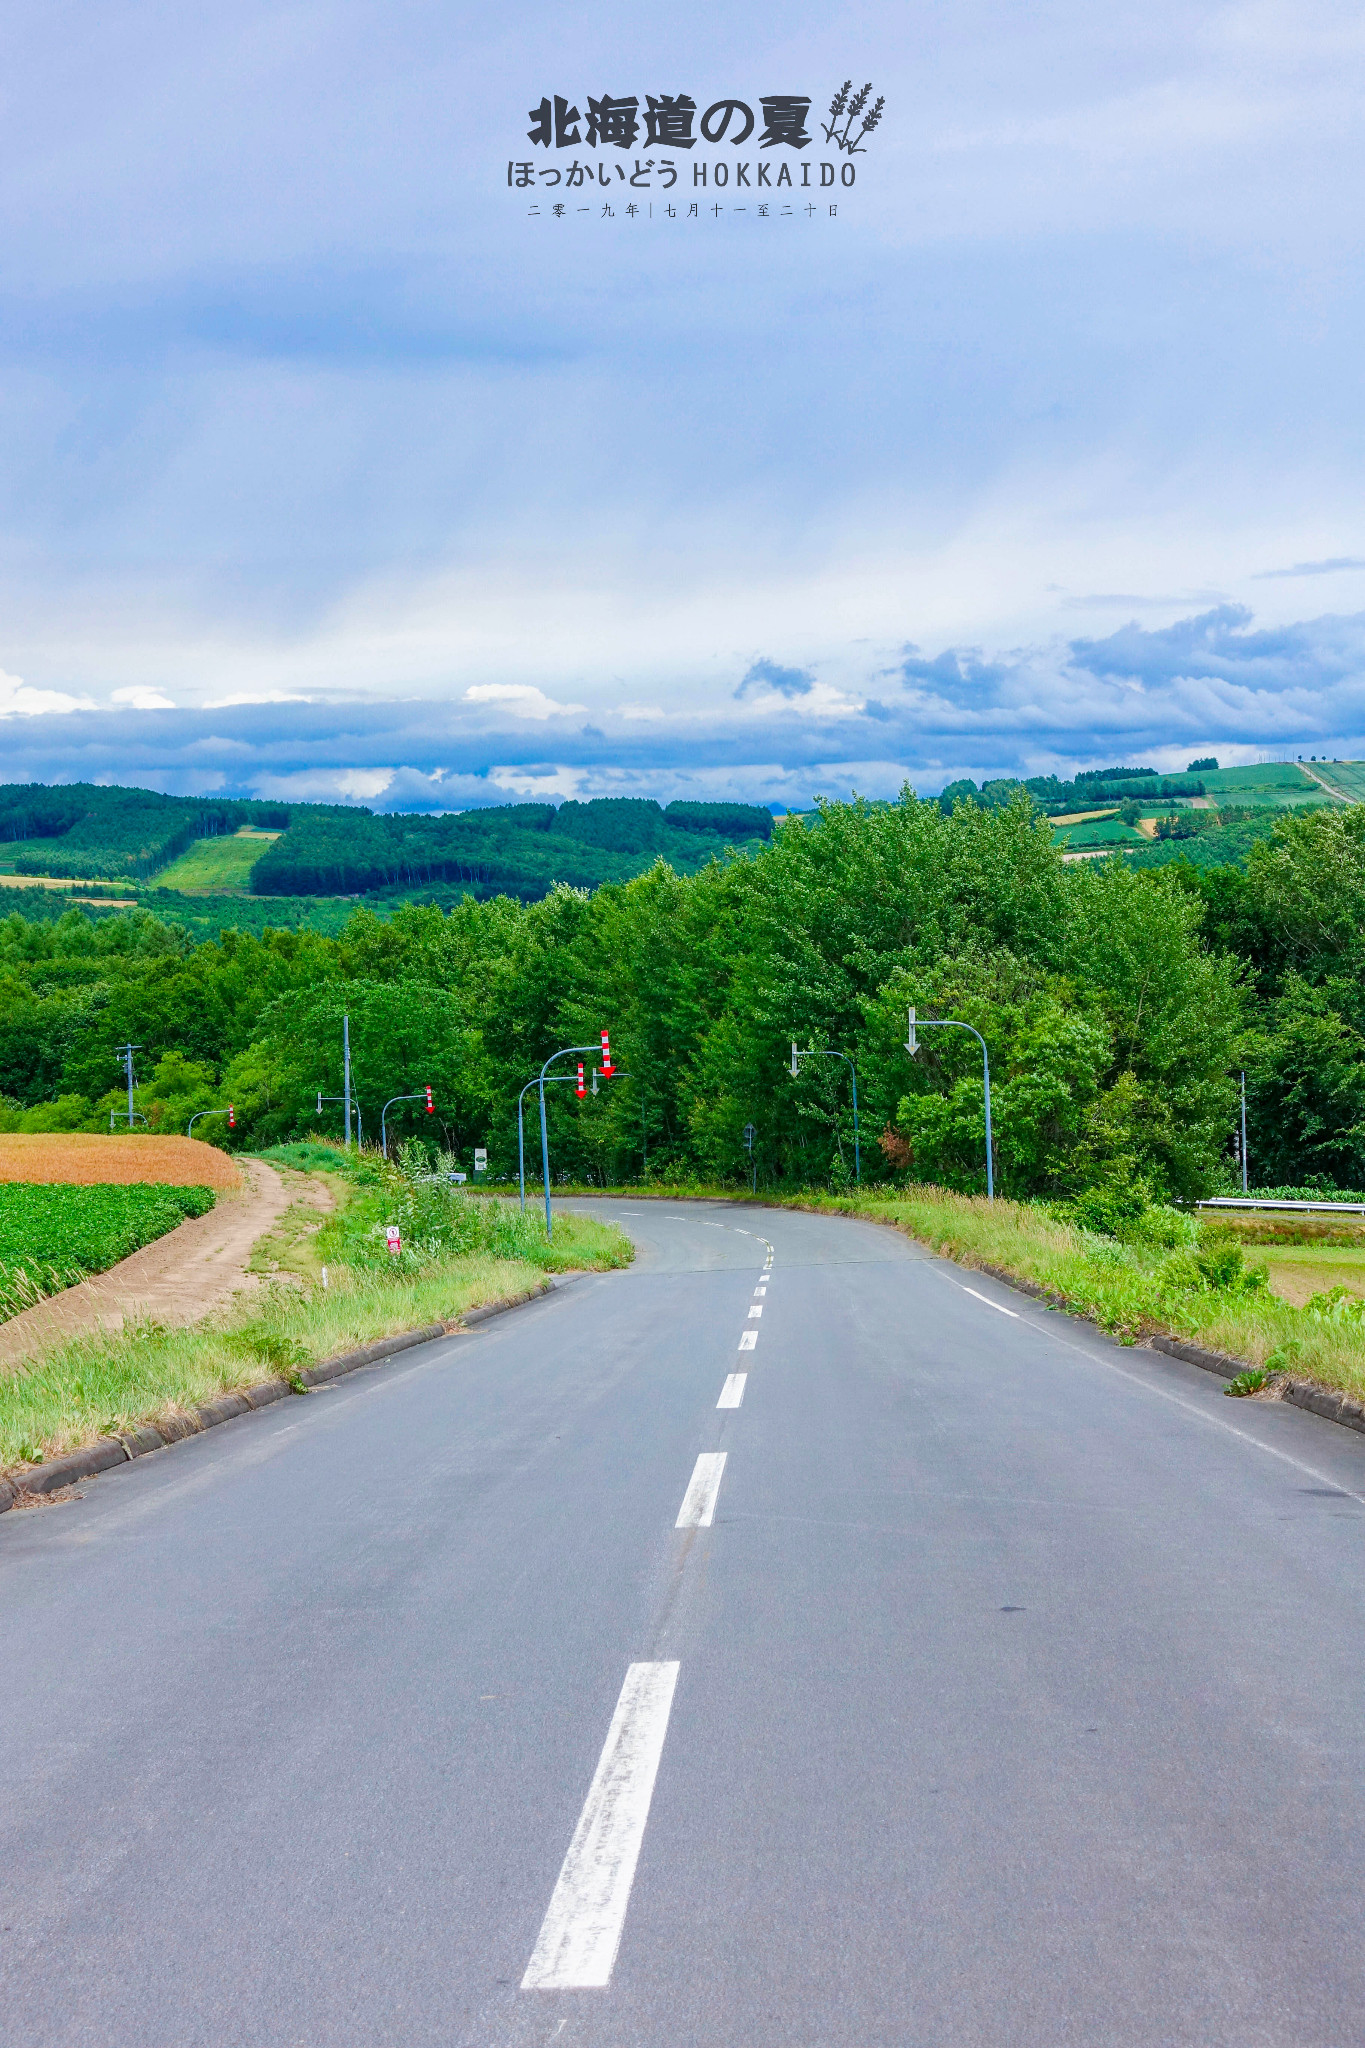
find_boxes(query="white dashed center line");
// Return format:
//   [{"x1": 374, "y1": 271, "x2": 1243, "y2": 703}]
[
  {"x1": 521, "y1": 1661, "x2": 680, "y2": 1990},
  {"x1": 738, "y1": 1330, "x2": 757, "y2": 1351},
  {"x1": 676, "y1": 1452, "x2": 727, "y2": 1527},
  {"x1": 717, "y1": 1373, "x2": 746, "y2": 1409},
  {"x1": 747, "y1": 1304, "x2": 762, "y2": 1318}
]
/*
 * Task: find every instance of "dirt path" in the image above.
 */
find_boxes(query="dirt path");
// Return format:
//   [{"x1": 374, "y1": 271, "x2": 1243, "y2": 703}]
[{"x1": 0, "y1": 1159, "x2": 294, "y2": 1370}]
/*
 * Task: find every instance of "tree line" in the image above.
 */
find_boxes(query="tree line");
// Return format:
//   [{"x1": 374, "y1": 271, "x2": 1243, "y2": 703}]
[{"x1": 0, "y1": 791, "x2": 1360, "y2": 1204}]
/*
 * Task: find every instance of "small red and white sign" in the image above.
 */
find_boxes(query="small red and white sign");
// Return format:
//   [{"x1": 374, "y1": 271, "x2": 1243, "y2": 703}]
[{"x1": 385, "y1": 1225, "x2": 402, "y2": 1255}]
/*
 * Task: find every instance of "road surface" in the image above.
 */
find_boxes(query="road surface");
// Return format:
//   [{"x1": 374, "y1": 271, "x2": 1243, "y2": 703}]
[{"x1": 2, "y1": 1199, "x2": 1365, "y2": 2045}]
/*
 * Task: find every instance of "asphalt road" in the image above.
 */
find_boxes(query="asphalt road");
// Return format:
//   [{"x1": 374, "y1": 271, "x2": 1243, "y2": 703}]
[{"x1": 3, "y1": 1199, "x2": 1365, "y2": 2046}]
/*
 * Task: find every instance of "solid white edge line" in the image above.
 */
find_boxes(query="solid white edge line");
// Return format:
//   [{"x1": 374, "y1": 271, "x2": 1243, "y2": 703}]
[
  {"x1": 718, "y1": 1372, "x2": 746, "y2": 1409},
  {"x1": 738, "y1": 1330, "x2": 758, "y2": 1351},
  {"x1": 521, "y1": 1661, "x2": 680, "y2": 1990},
  {"x1": 930, "y1": 1265, "x2": 1365, "y2": 1507},
  {"x1": 676, "y1": 1451, "x2": 727, "y2": 1527},
  {"x1": 962, "y1": 1285, "x2": 1020, "y2": 1319}
]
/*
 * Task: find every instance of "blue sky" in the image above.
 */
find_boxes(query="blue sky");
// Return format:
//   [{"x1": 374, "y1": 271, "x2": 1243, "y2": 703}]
[{"x1": 2, "y1": 1, "x2": 1364, "y2": 807}]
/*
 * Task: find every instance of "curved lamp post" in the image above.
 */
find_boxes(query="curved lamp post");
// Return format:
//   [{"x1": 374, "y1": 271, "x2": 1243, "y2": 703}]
[
  {"x1": 905, "y1": 1007, "x2": 993, "y2": 1199},
  {"x1": 381, "y1": 1090, "x2": 431, "y2": 1160},
  {"x1": 518, "y1": 1073, "x2": 575, "y2": 1212},
  {"x1": 789, "y1": 1042, "x2": 860, "y2": 1185},
  {"x1": 187, "y1": 1107, "x2": 232, "y2": 1139},
  {"x1": 536, "y1": 1043, "x2": 612, "y2": 1236}
]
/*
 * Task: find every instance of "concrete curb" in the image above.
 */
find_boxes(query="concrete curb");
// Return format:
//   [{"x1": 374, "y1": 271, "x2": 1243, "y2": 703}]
[{"x1": 0, "y1": 1276, "x2": 568, "y2": 1513}]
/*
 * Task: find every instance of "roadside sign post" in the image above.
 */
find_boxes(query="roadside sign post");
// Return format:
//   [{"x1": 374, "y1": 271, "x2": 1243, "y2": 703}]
[
  {"x1": 743, "y1": 1122, "x2": 757, "y2": 1193},
  {"x1": 787, "y1": 1044, "x2": 860, "y2": 1186},
  {"x1": 906, "y1": 1007, "x2": 994, "y2": 1200},
  {"x1": 474, "y1": 1148, "x2": 487, "y2": 1175},
  {"x1": 385, "y1": 1226, "x2": 402, "y2": 1256}
]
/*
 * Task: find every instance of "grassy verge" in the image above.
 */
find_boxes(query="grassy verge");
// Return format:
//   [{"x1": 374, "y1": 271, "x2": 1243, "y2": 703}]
[
  {"x1": 0, "y1": 1205, "x2": 630, "y2": 1470},
  {"x1": 558, "y1": 1180, "x2": 1365, "y2": 1401}
]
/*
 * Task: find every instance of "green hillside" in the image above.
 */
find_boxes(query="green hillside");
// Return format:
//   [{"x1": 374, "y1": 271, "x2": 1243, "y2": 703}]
[
  {"x1": 156, "y1": 828, "x2": 281, "y2": 893},
  {"x1": 0, "y1": 782, "x2": 774, "y2": 919}
]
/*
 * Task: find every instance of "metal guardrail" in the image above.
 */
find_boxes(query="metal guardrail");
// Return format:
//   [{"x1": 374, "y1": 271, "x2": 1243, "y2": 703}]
[{"x1": 1197, "y1": 1197, "x2": 1365, "y2": 1215}]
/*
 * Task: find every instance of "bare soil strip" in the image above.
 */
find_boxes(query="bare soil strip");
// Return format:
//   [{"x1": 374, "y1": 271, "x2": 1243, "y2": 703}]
[{"x1": 0, "y1": 1159, "x2": 291, "y2": 1370}]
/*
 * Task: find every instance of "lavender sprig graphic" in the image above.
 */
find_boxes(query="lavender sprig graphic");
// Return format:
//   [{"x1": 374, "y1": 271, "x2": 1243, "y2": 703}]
[
  {"x1": 821, "y1": 78, "x2": 852, "y2": 144},
  {"x1": 827, "y1": 81, "x2": 884, "y2": 153},
  {"x1": 844, "y1": 91, "x2": 884, "y2": 154}
]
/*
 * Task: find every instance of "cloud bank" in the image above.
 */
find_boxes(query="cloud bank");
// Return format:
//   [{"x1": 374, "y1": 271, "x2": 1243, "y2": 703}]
[{"x1": 0, "y1": 603, "x2": 1359, "y2": 809}]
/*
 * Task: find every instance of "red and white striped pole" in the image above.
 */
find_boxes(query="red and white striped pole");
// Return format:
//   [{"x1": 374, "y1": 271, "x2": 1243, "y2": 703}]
[
  {"x1": 576, "y1": 1062, "x2": 586, "y2": 1098},
  {"x1": 600, "y1": 1029, "x2": 614, "y2": 1078}
]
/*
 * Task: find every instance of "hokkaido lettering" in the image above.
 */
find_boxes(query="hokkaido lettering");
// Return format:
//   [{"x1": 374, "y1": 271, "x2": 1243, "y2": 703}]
[{"x1": 511, "y1": 80, "x2": 884, "y2": 211}]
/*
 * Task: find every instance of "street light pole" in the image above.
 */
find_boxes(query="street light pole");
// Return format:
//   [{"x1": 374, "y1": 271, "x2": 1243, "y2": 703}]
[
  {"x1": 535, "y1": 1041, "x2": 612, "y2": 1235},
  {"x1": 518, "y1": 1073, "x2": 575, "y2": 1210},
  {"x1": 380, "y1": 1091, "x2": 431, "y2": 1160},
  {"x1": 343, "y1": 1013, "x2": 353, "y2": 1149},
  {"x1": 788, "y1": 1044, "x2": 860, "y2": 1185},
  {"x1": 905, "y1": 1008, "x2": 993, "y2": 1199},
  {"x1": 1240, "y1": 1069, "x2": 1249, "y2": 1195},
  {"x1": 187, "y1": 1108, "x2": 230, "y2": 1139}
]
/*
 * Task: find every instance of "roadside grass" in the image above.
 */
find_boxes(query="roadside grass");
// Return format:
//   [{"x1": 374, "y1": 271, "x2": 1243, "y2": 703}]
[
  {"x1": 246, "y1": 1169, "x2": 352, "y2": 1284},
  {"x1": 0, "y1": 1205, "x2": 630, "y2": 1470},
  {"x1": 557, "y1": 1180, "x2": 1365, "y2": 1400}
]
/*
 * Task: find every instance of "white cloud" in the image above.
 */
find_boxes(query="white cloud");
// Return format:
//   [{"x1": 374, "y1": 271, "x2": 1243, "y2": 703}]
[
  {"x1": 110, "y1": 685, "x2": 177, "y2": 709},
  {"x1": 463, "y1": 684, "x2": 587, "y2": 720},
  {"x1": 0, "y1": 667, "x2": 93, "y2": 717}
]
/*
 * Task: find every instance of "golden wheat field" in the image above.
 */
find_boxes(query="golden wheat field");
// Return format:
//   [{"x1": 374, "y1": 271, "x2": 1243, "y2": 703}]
[{"x1": 0, "y1": 1134, "x2": 243, "y2": 1190}]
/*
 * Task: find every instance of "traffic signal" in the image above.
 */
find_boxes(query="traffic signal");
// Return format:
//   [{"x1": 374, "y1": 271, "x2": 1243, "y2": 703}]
[
  {"x1": 576, "y1": 1061, "x2": 586, "y2": 1098},
  {"x1": 425, "y1": 1084, "x2": 434, "y2": 1113},
  {"x1": 228, "y1": 1104, "x2": 235, "y2": 1127},
  {"x1": 601, "y1": 1029, "x2": 614, "y2": 1077}
]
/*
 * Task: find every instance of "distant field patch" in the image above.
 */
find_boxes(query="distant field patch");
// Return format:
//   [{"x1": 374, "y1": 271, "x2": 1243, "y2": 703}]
[
  {"x1": 156, "y1": 828, "x2": 281, "y2": 894},
  {"x1": 0, "y1": 1134, "x2": 243, "y2": 1189},
  {"x1": 1051, "y1": 817, "x2": 1144, "y2": 849},
  {"x1": 0, "y1": 1182, "x2": 216, "y2": 1322},
  {"x1": 1304, "y1": 760, "x2": 1365, "y2": 802},
  {"x1": 1199, "y1": 762, "x2": 1325, "y2": 806}
]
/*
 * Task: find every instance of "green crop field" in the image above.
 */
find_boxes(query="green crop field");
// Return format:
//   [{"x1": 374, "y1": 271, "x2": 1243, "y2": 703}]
[
  {"x1": 156, "y1": 829, "x2": 280, "y2": 894},
  {"x1": 0, "y1": 1183, "x2": 216, "y2": 1321},
  {"x1": 1051, "y1": 816, "x2": 1145, "y2": 848},
  {"x1": 1199, "y1": 762, "x2": 1327, "y2": 806},
  {"x1": 1305, "y1": 760, "x2": 1365, "y2": 801}
]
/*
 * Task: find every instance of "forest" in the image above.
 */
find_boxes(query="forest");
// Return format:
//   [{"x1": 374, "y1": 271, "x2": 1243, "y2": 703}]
[{"x1": 0, "y1": 791, "x2": 1360, "y2": 1208}]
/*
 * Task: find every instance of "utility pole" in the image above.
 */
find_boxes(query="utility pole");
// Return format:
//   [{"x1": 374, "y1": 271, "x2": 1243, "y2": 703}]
[
  {"x1": 343, "y1": 1012, "x2": 353, "y2": 1149},
  {"x1": 112, "y1": 1044, "x2": 142, "y2": 1131}
]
